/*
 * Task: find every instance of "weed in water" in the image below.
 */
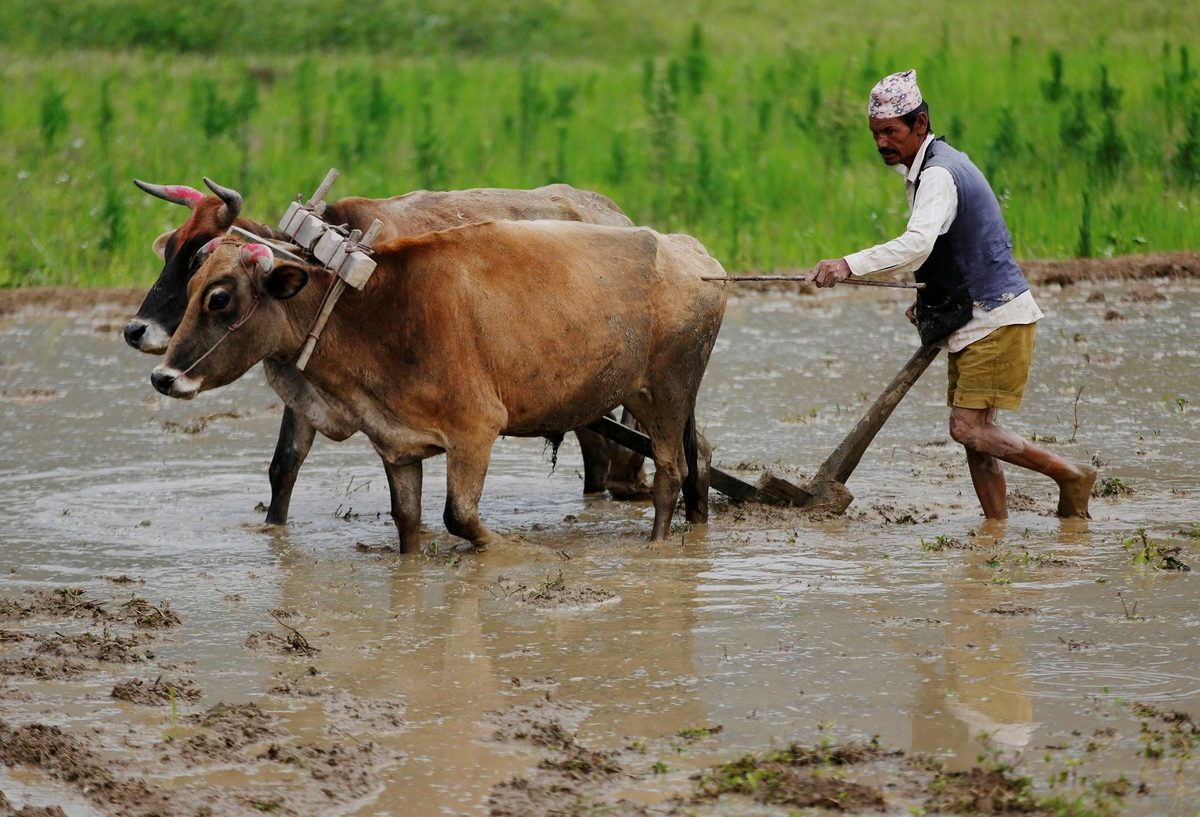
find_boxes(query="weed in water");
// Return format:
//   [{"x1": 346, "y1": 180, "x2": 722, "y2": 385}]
[
  {"x1": 1122, "y1": 529, "x2": 1192, "y2": 570},
  {"x1": 1093, "y1": 477, "x2": 1133, "y2": 497}
]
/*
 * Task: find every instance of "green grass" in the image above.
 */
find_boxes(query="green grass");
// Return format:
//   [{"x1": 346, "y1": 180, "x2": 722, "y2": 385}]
[{"x1": 0, "y1": 0, "x2": 1197, "y2": 287}]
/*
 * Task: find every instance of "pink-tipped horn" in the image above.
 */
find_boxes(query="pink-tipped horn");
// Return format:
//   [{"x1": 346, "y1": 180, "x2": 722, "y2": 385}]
[
  {"x1": 133, "y1": 179, "x2": 205, "y2": 208},
  {"x1": 196, "y1": 237, "x2": 223, "y2": 263},
  {"x1": 203, "y1": 177, "x2": 243, "y2": 228},
  {"x1": 240, "y1": 243, "x2": 275, "y2": 274}
]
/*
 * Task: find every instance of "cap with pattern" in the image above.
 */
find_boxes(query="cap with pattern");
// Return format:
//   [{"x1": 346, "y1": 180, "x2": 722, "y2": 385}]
[{"x1": 868, "y1": 69, "x2": 923, "y2": 118}]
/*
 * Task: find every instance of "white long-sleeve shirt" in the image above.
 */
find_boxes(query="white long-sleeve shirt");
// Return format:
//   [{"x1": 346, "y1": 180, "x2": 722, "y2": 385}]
[{"x1": 844, "y1": 134, "x2": 1042, "y2": 353}]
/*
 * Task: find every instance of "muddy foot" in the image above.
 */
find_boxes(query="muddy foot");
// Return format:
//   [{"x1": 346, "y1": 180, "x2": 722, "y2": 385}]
[{"x1": 1057, "y1": 464, "x2": 1098, "y2": 518}]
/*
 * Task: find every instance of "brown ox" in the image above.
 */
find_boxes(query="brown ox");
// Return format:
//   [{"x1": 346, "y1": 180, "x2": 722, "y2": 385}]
[
  {"x1": 152, "y1": 221, "x2": 727, "y2": 551},
  {"x1": 125, "y1": 179, "x2": 647, "y2": 517}
]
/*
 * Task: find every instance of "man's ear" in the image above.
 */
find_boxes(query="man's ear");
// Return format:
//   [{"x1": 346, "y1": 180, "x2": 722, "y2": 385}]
[
  {"x1": 259, "y1": 263, "x2": 309, "y2": 300},
  {"x1": 152, "y1": 231, "x2": 172, "y2": 260},
  {"x1": 915, "y1": 111, "x2": 930, "y2": 137}
]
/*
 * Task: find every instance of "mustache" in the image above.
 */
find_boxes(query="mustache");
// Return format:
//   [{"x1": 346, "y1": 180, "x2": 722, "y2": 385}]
[{"x1": 878, "y1": 148, "x2": 898, "y2": 157}]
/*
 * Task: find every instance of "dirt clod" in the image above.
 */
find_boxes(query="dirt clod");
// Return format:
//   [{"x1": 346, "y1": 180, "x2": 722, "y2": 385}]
[{"x1": 112, "y1": 677, "x2": 202, "y2": 705}]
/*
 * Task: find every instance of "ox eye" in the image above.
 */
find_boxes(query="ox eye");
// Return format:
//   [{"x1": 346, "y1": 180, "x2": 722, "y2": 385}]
[{"x1": 207, "y1": 290, "x2": 230, "y2": 311}]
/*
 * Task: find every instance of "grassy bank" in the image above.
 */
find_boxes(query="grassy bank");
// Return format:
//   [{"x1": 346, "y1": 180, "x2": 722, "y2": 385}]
[{"x1": 0, "y1": 1, "x2": 1197, "y2": 286}]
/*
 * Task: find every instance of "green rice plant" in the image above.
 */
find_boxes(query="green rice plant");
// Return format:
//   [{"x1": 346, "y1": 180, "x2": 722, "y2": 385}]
[
  {"x1": 1076, "y1": 189, "x2": 1094, "y2": 258},
  {"x1": 294, "y1": 57, "x2": 317, "y2": 151},
  {"x1": 1091, "y1": 111, "x2": 1127, "y2": 181},
  {"x1": 646, "y1": 70, "x2": 680, "y2": 225},
  {"x1": 1060, "y1": 90, "x2": 1091, "y2": 147},
  {"x1": 516, "y1": 56, "x2": 548, "y2": 174},
  {"x1": 683, "y1": 22, "x2": 709, "y2": 98},
  {"x1": 1041, "y1": 50, "x2": 1067, "y2": 103},
  {"x1": 607, "y1": 130, "x2": 629, "y2": 187},
  {"x1": 1091, "y1": 64, "x2": 1124, "y2": 112},
  {"x1": 1172, "y1": 107, "x2": 1200, "y2": 186},
  {"x1": 39, "y1": 79, "x2": 69, "y2": 148},
  {"x1": 414, "y1": 100, "x2": 445, "y2": 190},
  {"x1": 98, "y1": 164, "x2": 126, "y2": 253},
  {"x1": 96, "y1": 75, "x2": 115, "y2": 154}
]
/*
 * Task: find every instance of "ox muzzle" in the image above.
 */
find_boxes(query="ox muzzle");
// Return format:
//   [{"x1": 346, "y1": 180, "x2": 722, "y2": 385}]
[
  {"x1": 149, "y1": 366, "x2": 201, "y2": 399},
  {"x1": 124, "y1": 318, "x2": 173, "y2": 354}
]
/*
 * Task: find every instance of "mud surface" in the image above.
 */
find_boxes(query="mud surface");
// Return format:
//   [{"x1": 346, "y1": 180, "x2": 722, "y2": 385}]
[{"x1": 1, "y1": 260, "x2": 1198, "y2": 815}]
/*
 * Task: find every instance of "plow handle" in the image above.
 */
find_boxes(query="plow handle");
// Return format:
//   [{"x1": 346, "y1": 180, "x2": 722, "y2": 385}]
[{"x1": 813, "y1": 344, "x2": 942, "y2": 487}]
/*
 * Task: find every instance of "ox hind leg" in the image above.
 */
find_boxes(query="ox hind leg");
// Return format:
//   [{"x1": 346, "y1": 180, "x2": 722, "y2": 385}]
[
  {"x1": 443, "y1": 437, "x2": 506, "y2": 550},
  {"x1": 624, "y1": 395, "x2": 691, "y2": 541},
  {"x1": 266, "y1": 407, "x2": 317, "y2": 525},
  {"x1": 573, "y1": 426, "x2": 612, "y2": 495},
  {"x1": 606, "y1": 408, "x2": 653, "y2": 500},
  {"x1": 383, "y1": 460, "x2": 423, "y2": 554}
]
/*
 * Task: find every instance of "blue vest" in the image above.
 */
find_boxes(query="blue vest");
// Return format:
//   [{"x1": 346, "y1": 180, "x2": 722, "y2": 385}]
[{"x1": 912, "y1": 138, "x2": 1029, "y2": 345}]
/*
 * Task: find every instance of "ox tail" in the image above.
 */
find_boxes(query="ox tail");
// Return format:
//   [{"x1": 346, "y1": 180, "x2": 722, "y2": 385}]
[{"x1": 682, "y1": 410, "x2": 702, "y2": 517}]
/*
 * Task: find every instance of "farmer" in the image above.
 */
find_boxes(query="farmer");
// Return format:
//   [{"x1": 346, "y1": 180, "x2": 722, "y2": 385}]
[{"x1": 812, "y1": 69, "x2": 1097, "y2": 520}]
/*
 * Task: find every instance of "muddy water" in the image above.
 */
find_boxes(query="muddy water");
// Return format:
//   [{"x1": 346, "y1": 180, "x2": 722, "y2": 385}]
[{"x1": 1, "y1": 281, "x2": 1198, "y2": 815}]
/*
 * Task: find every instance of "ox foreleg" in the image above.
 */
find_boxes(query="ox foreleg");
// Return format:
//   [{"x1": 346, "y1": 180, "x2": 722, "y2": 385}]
[
  {"x1": 383, "y1": 460, "x2": 423, "y2": 554},
  {"x1": 443, "y1": 440, "x2": 505, "y2": 550},
  {"x1": 265, "y1": 407, "x2": 317, "y2": 525}
]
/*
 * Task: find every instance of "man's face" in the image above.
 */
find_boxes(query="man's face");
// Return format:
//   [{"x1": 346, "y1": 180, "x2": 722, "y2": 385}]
[{"x1": 868, "y1": 113, "x2": 928, "y2": 168}]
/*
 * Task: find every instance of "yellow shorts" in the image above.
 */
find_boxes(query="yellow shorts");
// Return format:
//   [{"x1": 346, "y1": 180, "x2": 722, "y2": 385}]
[{"x1": 947, "y1": 323, "x2": 1037, "y2": 410}]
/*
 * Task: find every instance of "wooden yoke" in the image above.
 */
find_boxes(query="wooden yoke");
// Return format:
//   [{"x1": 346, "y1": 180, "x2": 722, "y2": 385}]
[{"x1": 277, "y1": 169, "x2": 383, "y2": 371}]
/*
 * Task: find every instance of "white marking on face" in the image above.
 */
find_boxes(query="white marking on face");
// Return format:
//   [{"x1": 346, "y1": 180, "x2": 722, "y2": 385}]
[
  {"x1": 152, "y1": 365, "x2": 202, "y2": 399},
  {"x1": 137, "y1": 321, "x2": 173, "y2": 354}
]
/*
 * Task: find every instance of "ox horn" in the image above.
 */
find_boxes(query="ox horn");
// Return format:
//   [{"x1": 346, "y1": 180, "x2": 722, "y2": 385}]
[
  {"x1": 133, "y1": 179, "x2": 205, "y2": 208},
  {"x1": 194, "y1": 237, "x2": 224, "y2": 267},
  {"x1": 203, "y1": 177, "x2": 244, "y2": 227},
  {"x1": 240, "y1": 243, "x2": 275, "y2": 275}
]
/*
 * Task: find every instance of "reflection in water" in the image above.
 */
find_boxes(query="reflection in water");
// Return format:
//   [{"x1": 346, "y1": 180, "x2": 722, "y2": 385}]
[{"x1": 2, "y1": 286, "x2": 1200, "y2": 814}]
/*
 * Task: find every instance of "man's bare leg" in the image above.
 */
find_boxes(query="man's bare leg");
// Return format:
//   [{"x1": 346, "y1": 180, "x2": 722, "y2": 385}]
[
  {"x1": 965, "y1": 448, "x2": 1008, "y2": 519},
  {"x1": 950, "y1": 406, "x2": 1097, "y2": 518}
]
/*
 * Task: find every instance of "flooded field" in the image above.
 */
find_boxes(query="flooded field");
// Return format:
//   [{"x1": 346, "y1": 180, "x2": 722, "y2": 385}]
[{"x1": 1, "y1": 278, "x2": 1198, "y2": 816}]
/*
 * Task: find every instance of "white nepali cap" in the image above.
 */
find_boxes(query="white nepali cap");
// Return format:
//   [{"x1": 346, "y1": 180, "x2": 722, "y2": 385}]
[{"x1": 868, "y1": 69, "x2": 923, "y2": 119}]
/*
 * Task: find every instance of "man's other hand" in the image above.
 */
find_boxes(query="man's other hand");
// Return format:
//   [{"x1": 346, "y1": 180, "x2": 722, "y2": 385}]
[
  {"x1": 906, "y1": 301, "x2": 917, "y2": 325},
  {"x1": 813, "y1": 258, "x2": 851, "y2": 288}
]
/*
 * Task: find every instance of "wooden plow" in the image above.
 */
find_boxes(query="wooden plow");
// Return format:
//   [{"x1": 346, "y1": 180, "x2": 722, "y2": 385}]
[{"x1": 586, "y1": 343, "x2": 942, "y2": 513}]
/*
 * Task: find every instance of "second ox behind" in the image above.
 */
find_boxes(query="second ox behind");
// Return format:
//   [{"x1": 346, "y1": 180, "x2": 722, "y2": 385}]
[{"x1": 152, "y1": 220, "x2": 728, "y2": 551}]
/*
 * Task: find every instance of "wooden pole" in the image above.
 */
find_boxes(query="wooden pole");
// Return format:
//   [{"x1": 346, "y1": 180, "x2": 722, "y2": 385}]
[
  {"x1": 702, "y1": 275, "x2": 924, "y2": 289},
  {"x1": 306, "y1": 169, "x2": 339, "y2": 217}
]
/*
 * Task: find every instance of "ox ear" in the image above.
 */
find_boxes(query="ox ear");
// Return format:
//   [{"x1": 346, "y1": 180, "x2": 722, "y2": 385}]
[
  {"x1": 152, "y1": 231, "x2": 172, "y2": 260},
  {"x1": 259, "y1": 263, "x2": 309, "y2": 301}
]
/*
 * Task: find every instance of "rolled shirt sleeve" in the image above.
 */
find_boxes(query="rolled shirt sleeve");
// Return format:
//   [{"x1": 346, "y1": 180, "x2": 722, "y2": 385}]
[{"x1": 844, "y1": 166, "x2": 958, "y2": 276}]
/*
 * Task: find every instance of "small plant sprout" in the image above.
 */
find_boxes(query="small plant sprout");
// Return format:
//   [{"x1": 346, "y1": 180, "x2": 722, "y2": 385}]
[{"x1": 1117, "y1": 591, "x2": 1140, "y2": 620}]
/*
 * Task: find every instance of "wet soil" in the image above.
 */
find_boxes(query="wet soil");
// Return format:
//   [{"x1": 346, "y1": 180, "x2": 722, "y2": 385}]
[{"x1": 2, "y1": 259, "x2": 1199, "y2": 815}]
